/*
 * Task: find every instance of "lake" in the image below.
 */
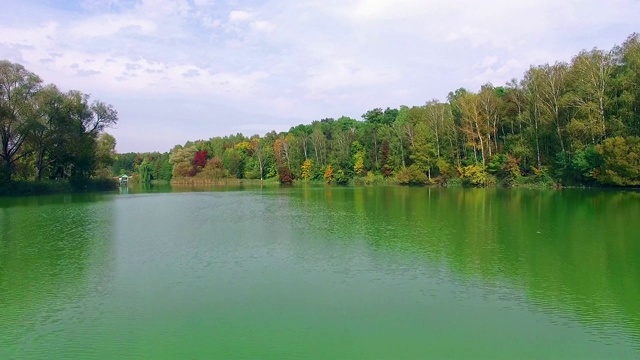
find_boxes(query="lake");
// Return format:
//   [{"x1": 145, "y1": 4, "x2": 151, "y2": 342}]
[{"x1": 1, "y1": 185, "x2": 639, "y2": 359}]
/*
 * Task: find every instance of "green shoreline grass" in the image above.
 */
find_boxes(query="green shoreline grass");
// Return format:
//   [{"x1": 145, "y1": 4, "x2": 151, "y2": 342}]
[{"x1": 169, "y1": 176, "x2": 560, "y2": 189}]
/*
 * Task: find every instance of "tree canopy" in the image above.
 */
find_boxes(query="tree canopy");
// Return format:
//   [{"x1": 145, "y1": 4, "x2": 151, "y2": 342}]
[
  {"x1": 0, "y1": 60, "x2": 118, "y2": 184},
  {"x1": 119, "y1": 33, "x2": 640, "y2": 188}
]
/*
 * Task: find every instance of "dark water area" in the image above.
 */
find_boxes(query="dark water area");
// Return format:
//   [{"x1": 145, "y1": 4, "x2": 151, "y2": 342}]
[{"x1": 1, "y1": 186, "x2": 639, "y2": 358}]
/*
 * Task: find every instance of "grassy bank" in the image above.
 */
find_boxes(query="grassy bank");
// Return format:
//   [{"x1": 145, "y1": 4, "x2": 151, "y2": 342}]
[{"x1": 171, "y1": 178, "x2": 281, "y2": 186}]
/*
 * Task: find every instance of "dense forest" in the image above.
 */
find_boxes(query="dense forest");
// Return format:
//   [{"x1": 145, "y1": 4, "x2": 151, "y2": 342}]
[
  {"x1": 118, "y1": 34, "x2": 639, "y2": 188},
  {"x1": 0, "y1": 60, "x2": 118, "y2": 193},
  {"x1": 8, "y1": 34, "x2": 640, "y2": 190}
]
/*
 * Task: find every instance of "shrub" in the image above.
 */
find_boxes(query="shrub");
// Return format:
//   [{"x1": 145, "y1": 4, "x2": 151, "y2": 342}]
[
  {"x1": 458, "y1": 164, "x2": 488, "y2": 187},
  {"x1": 595, "y1": 136, "x2": 640, "y2": 186},
  {"x1": 278, "y1": 166, "x2": 293, "y2": 184},
  {"x1": 397, "y1": 165, "x2": 429, "y2": 186}
]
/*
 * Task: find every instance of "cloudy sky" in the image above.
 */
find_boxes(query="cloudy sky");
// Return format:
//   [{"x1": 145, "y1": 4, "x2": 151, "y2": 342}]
[{"x1": 1, "y1": 0, "x2": 638, "y2": 152}]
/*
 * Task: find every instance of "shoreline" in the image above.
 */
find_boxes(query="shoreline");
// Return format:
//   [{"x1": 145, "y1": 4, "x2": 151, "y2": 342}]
[
  {"x1": 0, "y1": 178, "x2": 118, "y2": 197},
  {"x1": 3, "y1": 178, "x2": 637, "y2": 197}
]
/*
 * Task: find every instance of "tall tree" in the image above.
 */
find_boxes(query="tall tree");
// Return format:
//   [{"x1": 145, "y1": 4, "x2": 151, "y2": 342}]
[
  {"x1": 522, "y1": 68, "x2": 544, "y2": 168},
  {"x1": 362, "y1": 108, "x2": 385, "y2": 169},
  {"x1": 568, "y1": 48, "x2": 615, "y2": 143},
  {"x1": 410, "y1": 122, "x2": 437, "y2": 179},
  {"x1": 478, "y1": 84, "x2": 501, "y2": 157},
  {"x1": 612, "y1": 33, "x2": 640, "y2": 135},
  {"x1": 27, "y1": 84, "x2": 63, "y2": 181},
  {"x1": 538, "y1": 62, "x2": 570, "y2": 153},
  {"x1": 95, "y1": 132, "x2": 117, "y2": 178},
  {"x1": 0, "y1": 60, "x2": 42, "y2": 181},
  {"x1": 310, "y1": 125, "x2": 327, "y2": 166},
  {"x1": 458, "y1": 92, "x2": 487, "y2": 166}
]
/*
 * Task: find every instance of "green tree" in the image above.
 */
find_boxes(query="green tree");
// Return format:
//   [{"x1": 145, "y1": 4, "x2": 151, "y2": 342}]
[
  {"x1": 169, "y1": 145, "x2": 197, "y2": 178},
  {"x1": 95, "y1": 133, "x2": 117, "y2": 177},
  {"x1": 27, "y1": 84, "x2": 63, "y2": 181},
  {"x1": 223, "y1": 148, "x2": 244, "y2": 178},
  {"x1": 595, "y1": 136, "x2": 640, "y2": 185},
  {"x1": 611, "y1": 33, "x2": 640, "y2": 136},
  {"x1": 0, "y1": 60, "x2": 42, "y2": 181},
  {"x1": 568, "y1": 48, "x2": 615, "y2": 143},
  {"x1": 410, "y1": 123, "x2": 437, "y2": 180},
  {"x1": 139, "y1": 160, "x2": 153, "y2": 183}
]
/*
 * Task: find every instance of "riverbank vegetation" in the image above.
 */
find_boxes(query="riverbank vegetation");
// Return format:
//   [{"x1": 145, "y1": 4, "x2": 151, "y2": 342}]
[
  {"x1": 7, "y1": 35, "x2": 639, "y2": 191},
  {"x1": 120, "y1": 34, "x2": 640, "y2": 188},
  {"x1": 0, "y1": 60, "x2": 119, "y2": 195}
]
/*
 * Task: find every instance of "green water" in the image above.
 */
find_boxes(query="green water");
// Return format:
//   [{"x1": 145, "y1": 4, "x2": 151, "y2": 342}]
[{"x1": 0, "y1": 186, "x2": 639, "y2": 359}]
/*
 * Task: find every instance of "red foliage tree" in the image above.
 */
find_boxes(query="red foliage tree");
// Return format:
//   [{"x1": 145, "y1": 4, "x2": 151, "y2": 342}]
[
  {"x1": 192, "y1": 150, "x2": 208, "y2": 168},
  {"x1": 278, "y1": 166, "x2": 293, "y2": 184}
]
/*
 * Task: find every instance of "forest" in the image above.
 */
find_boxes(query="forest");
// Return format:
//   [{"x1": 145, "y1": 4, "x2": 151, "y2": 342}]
[
  {"x1": 0, "y1": 60, "x2": 118, "y2": 194},
  {"x1": 118, "y1": 34, "x2": 640, "y2": 188},
  {"x1": 4, "y1": 34, "x2": 640, "y2": 191}
]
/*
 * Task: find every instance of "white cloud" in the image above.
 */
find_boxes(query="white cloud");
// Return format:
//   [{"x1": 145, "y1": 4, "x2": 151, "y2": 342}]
[
  {"x1": 349, "y1": 0, "x2": 397, "y2": 21},
  {"x1": 251, "y1": 20, "x2": 275, "y2": 33},
  {"x1": 477, "y1": 56, "x2": 499, "y2": 69},
  {"x1": 69, "y1": 15, "x2": 156, "y2": 39},
  {"x1": 0, "y1": 23, "x2": 57, "y2": 56},
  {"x1": 139, "y1": 0, "x2": 192, "y2": 17},
  {"x1": 228, "y1": 10, "x2": 253, "y2": 22},
  {"x1": 193, "y1": 0, "x2": 215, "y2": 7},
  {"x1": 466, "y1": 59, "x2": 527, "y2": 87},
  {"x1": 305, "y1": 59, "x2": 398, "y2": 94}
]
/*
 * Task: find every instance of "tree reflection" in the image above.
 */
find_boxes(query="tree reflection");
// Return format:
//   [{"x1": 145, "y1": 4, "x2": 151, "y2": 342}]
[{"x1": 293, "y1": 187, "x2": 640, "y2": 347}]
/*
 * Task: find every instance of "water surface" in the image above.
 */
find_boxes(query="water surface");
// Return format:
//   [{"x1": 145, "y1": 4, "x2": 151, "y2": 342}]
[{"x1": 1, "y1": 186, "x2": 639, "y2": 359}]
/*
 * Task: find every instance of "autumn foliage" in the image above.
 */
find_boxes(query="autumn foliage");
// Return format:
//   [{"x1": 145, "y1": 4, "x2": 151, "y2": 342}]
[
  {"x1": 324, "y1": 165, "x2": 334, "y2": 184},
  {"x1": 192, "y1": 150, "x2": 208, "y2": 168},
  {"x1": 301, "y1": 159, "x2": 312, "y2": 181},
  {"x1": 132, "y1": 34, "x2": 640, "y2": 189},
  {"x1": 278, "y1": 166, "x2": 293, "y2": 184}
]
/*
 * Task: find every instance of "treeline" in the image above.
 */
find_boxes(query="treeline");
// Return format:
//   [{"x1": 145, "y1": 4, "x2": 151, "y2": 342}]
[
  {"x1": 125, "y1": 34, "x2": 640, "y2": 187},
  {"x1": 0, "y1": 60, "x2": 119, "y2": 191}
]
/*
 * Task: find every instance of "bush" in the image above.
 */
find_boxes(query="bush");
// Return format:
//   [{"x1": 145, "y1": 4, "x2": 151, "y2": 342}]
[
  {"x1": 553, "y1": 147, "x2": 600, "y2": 186},
  {"x1": 203, "y1": 157, "x2": 227, "y2": 179},
  {"x1": 457, "y1": 164, "x2": 489, "y2": 187},
  {"x1": 334, "y1": 169, "x2": 349, "y2": 185},
  {"x1": 277, "y1": 166, "x2": 293, "y2": 184},
  {"x1": 436, "y1": 158, "x2": 455, "y2": 179},
  {"x1": 488, "y1": 154, "x2": 522, "y2": 187},
  {"x1": 364, "y1": 172, "x2": 385, "y2": 185},
  {"x1": 511, "y1": 167, "x2": 557, "y2": 188},
  {"x1": 595, "y1": 136, "x2": 640, "y2": 186},
  {"x1": 396, "y1": 165, "x2": 429, "y2": 186},
  {"x1": 444, "y1": 177, "x2": 463, "y2": 187}
]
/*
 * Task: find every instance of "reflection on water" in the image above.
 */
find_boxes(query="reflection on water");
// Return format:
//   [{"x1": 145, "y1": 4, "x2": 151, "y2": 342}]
[
  {"x1": 296, "y1": 187, "x2": 640, "y2": 348},
  {"x1": 0, "y1": 194, "x2": 116, "y2": 357},
  {"x1": 0, "y1": 186, "x2": 638, "y2": 358}
]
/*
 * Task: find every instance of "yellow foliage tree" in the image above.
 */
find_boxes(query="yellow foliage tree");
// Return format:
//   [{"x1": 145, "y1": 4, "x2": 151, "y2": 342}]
[
  {"x1": 324, "y1": 164, "x2": 334, "y2": 184},
  {"x1": 353, "y1": 152, "x2": 365, "y2": 176},
  {"x1": 301, "y1": 159, "x2": 312, "y2": 181},
  {"x1": 457, "y1": 164, "x2": 488, "y2": 187},
  {"x1": 234, "y1": 141, "x2": 253, "y2": 155}
]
